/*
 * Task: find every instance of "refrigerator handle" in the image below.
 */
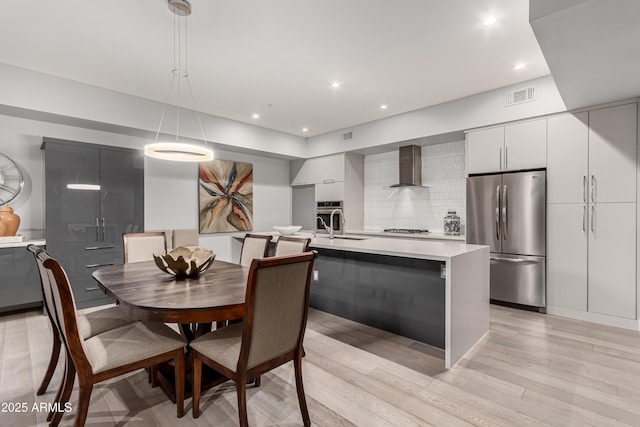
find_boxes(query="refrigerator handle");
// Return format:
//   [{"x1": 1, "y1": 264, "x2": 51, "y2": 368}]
[
  {"x1": 583, "y1": 175, "x2": 587, "y2": 203},
  {"x1": 591, "y1": 205, "x2": 595, "y2": 233},
  {"x1": 502, "y1": 184, "x2": 508, "y2": 239},
  {"x1": 495, "y1": 185, "x2": 500, "y2": 240},
  {"x1": 591, "y1": 174, "x2": 595, "y2": 203},
  {"x1": 583, "y1": 205, "x2": 586, "y2": 232},
  {"x1": 499, "y1": 147, "x2": 502, "y2": 170}
]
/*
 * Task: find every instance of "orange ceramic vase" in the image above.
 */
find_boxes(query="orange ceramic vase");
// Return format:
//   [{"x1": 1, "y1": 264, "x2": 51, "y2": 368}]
[
  {"x1": 0, "y1": 219, "x2": 6, "y2": 236},
  {"x1": 0, "y1": 205, "x2": 20, "y2": 236}
]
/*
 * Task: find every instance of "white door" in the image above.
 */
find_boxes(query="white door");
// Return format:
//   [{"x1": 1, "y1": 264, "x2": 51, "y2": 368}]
[
  {"x1": 588, "y1": 103, "x2": 637, "y2": 204},
  {"x1": 467, "y1": 127, "x2": 504, "y2": 174},
  {"x1": 547, "y1": 113, "x2": 589, "y2": 204},
  {"x1": 588, "y1": 202, "x2": 636, "y2": 319},
  {"x1": 504, "y1": 119, "x2": 547, "y2": 171},
  {"x1": 547, "y1": 203, "x2": 587, "y2": 311}
]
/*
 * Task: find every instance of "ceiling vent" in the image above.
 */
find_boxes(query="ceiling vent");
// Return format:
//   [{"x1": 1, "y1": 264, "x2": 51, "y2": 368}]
[
  {"x1": 341, "y1": 131, "x2": 353, "y2": 142},
  {"x1": 504, "y1": 85, "x2": 536, "y2": 107}
]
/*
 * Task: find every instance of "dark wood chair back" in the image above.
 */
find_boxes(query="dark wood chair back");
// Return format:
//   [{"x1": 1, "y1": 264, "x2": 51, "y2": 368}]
[{"x1": 239, "y1": 234, "x2": 272, "y2": 267}]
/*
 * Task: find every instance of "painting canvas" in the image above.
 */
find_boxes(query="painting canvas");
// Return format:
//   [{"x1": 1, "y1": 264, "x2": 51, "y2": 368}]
[{"x1": 199, "y1": 160, "x2": 253, "y2": 233}]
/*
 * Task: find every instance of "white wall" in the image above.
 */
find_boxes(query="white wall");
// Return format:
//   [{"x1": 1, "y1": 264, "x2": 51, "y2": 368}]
[
  {"x1": 364, "y1": 140, "x2": 466, "y2": 232},
  {"x1": 0, "y1": 114, "x2": 292, "y2": 258},
  {"x1": 307, "y1": 75, "x2": 567, "y2": 157},
  {"x1": 145, "y1": 151, "x2": 291, "y2": 262},
  {"x1": 0, "y1": 62, "x2": 306, "y2": 158}
]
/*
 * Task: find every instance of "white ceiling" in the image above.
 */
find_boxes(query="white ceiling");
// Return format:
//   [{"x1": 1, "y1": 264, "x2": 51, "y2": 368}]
[{"x1": 0, "y1": 0, "x2": 550, "y2": 137}]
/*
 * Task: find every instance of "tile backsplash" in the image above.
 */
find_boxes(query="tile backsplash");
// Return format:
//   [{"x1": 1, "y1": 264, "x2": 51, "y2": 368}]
[{"x1": 364, "y1": 140, "x2": 466, "y2": 233}]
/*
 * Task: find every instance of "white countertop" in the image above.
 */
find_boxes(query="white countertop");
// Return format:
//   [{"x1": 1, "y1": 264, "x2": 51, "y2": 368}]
[
  {"x1": 0, "y1": 239, "x2": 46, "y2": 249},
  {"x1": 232, "y1": 231, "x2": 484, "y2": 262}
]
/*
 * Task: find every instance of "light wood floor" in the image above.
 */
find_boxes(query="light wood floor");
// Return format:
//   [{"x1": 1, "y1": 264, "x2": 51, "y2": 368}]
[{"x1": 2, "y1": 305, "x2": 640, "y2": 426}]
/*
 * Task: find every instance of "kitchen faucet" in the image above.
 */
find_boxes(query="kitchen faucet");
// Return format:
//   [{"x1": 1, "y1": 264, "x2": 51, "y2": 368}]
[
  {"x1": 329, "y1": 209, "x2": 344, "y2": 239},
  {"x1": 316, "y1": 216, "x2": 330, "y2": 237}
]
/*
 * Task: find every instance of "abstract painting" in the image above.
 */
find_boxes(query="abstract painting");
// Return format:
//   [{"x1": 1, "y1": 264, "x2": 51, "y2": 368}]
[{"x1": 198, "y1": 160, "x2": 253, "y2": 233}]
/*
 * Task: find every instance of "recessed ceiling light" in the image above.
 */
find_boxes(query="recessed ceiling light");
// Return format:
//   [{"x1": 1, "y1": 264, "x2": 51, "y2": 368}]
[
  {"x1": 482, "y1": 16, "x2": 497, "y2": 26},
  {"x1": 514, "y1": 63, "x2": 526, "y2": 70},
  {"x1": 302, "y1": 128, "x2": 309, "y2": 132},
  {"x1": 252, "y1": 113, "x2": 260, "y2": 119},
  {"x1": 331, "y1": 82, "x2": 341, "y2": 89},
  {"x1": 380, "y1": 105, "x2": 388, "y2": 110}
]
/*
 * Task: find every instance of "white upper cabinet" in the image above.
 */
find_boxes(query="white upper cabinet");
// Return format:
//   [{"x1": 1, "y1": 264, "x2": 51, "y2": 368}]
[
  {"x1": 291, "y1": 153, "x2": 345, "y2": 186},
  {"x1": 588, "y1": 103, "x2": 637, "y2": 203},
  {"x1": 467, "y1": 119, "x2": 547, "y2": 174},
  {"x1": 466, "y1": 127, "x2": 504, "y2": 174},
  {"x1": 547, "y1": 112, "x2": 589, "y2": 204},
  {"x1": 504, "y1": 119, "x2": 547, "y2": 171}
]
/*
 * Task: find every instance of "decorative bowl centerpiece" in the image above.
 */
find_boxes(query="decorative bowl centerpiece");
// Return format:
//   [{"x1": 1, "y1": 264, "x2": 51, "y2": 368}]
[
  {"x1": 273, "y1": 225, "x2": 302, "y2": 236},
  {"x1": 153, "y1": 246, "x2": 215, "y2": 279}
]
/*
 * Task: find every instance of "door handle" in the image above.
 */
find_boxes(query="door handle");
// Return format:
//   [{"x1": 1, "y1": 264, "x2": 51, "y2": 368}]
[
  {"x1": 495, "y1": 185, "x2": 500, "y2": 240},
  {"x1": 85, "y1": 245, "x2": 114, "y2": 251},
  {"x1": 499, "y1": 147, "x2": 502, "y2": 170},
  {"x1": 85, "y1": 262, "x2": 115, "y2": 268},
  {"x1": 591, "y1": 174, "x2": 595, "y2": 203},
  {"x1": 591, "y1": 205, "x2": 595, "y2": 233},
  {"x1": 101, "y1": 218, "x2": 106, "y2": 242},
  {"x1": 502, "y1": 184, "x2": 508, "y2": 239},
  {"x1": 583, "y1": 175, "x2": 587, "y2": 203},
  {"x1": 490, "y1": 256, "x2": 534, "y2": 263},
  {"x1": 505, "y1": 146, "x2": 508, "y2": 170},
  {"x1": 95, "y1": 218, "x2": 99, "y2": 241},
  {"x1": 85, "y1": 287, "x2": 101, "y2": 291},
  {"x1": 582, "y1": 205, "x2": 586, "y2": 232}
]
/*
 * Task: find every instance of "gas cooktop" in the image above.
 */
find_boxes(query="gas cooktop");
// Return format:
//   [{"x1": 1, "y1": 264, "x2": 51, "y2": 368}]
[{"x1": 383, "y1": 228, "x2": 430, "y2": 234}]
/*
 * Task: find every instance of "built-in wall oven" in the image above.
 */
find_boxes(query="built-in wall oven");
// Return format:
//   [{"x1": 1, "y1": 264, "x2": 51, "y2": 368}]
[{"x1": 316, "y1": 201, "x2": 343, "y2": 234}]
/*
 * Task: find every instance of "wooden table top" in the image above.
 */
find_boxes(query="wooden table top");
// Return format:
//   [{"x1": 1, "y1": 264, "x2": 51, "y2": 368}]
[{"x1": 92, "y1": 260, "x2": 249, "y2": 324}]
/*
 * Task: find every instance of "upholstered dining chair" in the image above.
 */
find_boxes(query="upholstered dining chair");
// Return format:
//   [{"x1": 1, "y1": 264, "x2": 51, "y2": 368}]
[
  {"x1": 123, "y1": 231, "x2": 167, "y2": 263},
  {"x1": 239, "y1": 234, "x2": 272, "y2": 267},
  {"x1": 274, "y1": 236, "x2": 312, "y2": 257},
  {"x1": 26, "y1": 245, "x2": 135, "y2": 401},
  {"x1": 191, "y1": 252, "x2": 316, "y2": 426},
  {"x1": 39, "y1": 250, "x2": 187, "y2": 426},
  {"x1": 172, "y1": 228, "x2": 199, "y2": 248}
]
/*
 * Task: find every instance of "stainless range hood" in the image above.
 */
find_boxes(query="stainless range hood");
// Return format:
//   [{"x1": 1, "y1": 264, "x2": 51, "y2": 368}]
[{"x1": 387, "y1": 145, "x2": 430, "y2": 188}]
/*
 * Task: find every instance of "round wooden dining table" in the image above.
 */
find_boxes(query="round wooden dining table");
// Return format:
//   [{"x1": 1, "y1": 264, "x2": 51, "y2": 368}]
[
  {"x1": 92, "y1": 259, "x2": 250, "y2": 341},
  {"x1": 92, "y1": 259, "x2": 251, "y2": 401}
]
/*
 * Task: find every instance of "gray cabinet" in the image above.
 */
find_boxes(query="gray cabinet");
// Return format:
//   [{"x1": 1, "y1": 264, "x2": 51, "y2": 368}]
[
  {"x1": 0, "y1": 246, "x2": 43, "y2": 313},
  {"x1": 44, "y1": 138, "x2": 144, "y2": 308}
]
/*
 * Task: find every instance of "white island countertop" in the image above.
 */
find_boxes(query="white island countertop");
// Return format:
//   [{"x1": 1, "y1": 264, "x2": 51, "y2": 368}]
[
  {"x1": 0, "y1": 239, "x2": 46, "y2": 249},
  {"x1": 347, "y1": 229, "x2": 466, "y2": 242},
  {"x1": 232, "y1": 231, "x2": 483, "y2": 262}
]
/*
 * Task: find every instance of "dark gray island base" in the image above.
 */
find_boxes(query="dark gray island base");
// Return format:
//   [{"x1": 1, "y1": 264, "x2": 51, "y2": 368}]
[{"x1": 311, "y1": 248, "x2": 445, "y2": 349}]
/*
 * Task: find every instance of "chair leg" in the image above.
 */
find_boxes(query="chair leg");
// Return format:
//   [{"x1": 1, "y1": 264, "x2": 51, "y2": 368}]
[
  {"x1": 253, "y1": 376, "x2": 261, "y2": 387},
  {"x1": 236, "y1": 376, "x2": 249, "y2": 427},
  {"x1": 174, "y1": 349, "x2": 185, "y2": 418},
  {"x1": 74, "y1": 380, "x2": 93, "y2": 427},
  {"x1": 192, "y1": 356, "x2": 202, "y2": 418},
  {"x1": 50, "y1": 356, "x2": 76, "y2": 427},
  {"x1": 47, "y1": 353, "x2": 68, "y2": 422},
  {"x1": 294, "y1": 355, "x2": 311, "y2": 427},
  {"x1": 37, "y1": 330, "x2": 61, "y2": 395}
]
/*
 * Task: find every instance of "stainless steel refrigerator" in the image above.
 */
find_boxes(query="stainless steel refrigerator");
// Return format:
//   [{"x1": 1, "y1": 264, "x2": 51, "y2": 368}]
[{"x1": 466, "y1": 170, "x2": 546, "y2": 308}]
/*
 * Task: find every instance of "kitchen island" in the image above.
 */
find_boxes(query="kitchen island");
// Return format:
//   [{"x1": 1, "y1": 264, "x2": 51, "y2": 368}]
[{"x1": 231, "y1": 233, "x2": 489, "y2": 368}]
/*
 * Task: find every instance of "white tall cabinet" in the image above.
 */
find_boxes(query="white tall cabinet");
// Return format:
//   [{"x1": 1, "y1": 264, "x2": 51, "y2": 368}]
[{"x1": 547, "y1": 103, "x2": 637, "y2": 321}]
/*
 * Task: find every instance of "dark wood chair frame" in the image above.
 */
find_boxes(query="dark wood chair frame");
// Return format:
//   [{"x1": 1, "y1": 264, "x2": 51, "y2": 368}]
[
  {"x1": 122, "y1": 231, "x2": 167, "y2": 263},
  {"x1": 274, "y1": 236, "x2": 312, "y2": 255},
  {"x1": 192, "y1": 252, "x2": 315, "y2": 427},
  {"x1": 26, "y1": 244, "x2": 61, "y2": 397},
  {"x1": 40, "y1": 251, "x2": 186, "y2": 426},
  {"x1": 239, "y1": 233, "x2": 272, "y2": 264}
]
